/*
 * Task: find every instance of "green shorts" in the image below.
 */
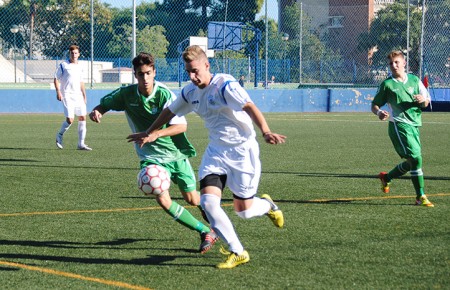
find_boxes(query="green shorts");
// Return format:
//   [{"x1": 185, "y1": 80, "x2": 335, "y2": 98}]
[
  {"x1": 388, "y1": 121, "x2": 422, "y2": 159},
  {"x1": 140, "y1": 159, "x2": 197, "y2": 193}
]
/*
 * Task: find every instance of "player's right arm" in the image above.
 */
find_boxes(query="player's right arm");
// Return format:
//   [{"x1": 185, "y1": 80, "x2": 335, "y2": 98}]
[
  {"x1": 54, "y1": 78, "x2": 62, "y2": 101},
  {"x1": 54, "y1": 63, "x2": 64, "y2": 101},
  {"x1": 89, "y1": 105, "x2": 108, "y2": 123},
  {"x1": 126, "y1": 107, "x2": 176, "y2": 147},
  {"x1": 90, "y1": 88, "x2": 126, "y2": 123},
  {"x1": 371, "y1": 103, "x2": 389, "y2": 121},
  {"x1": 372, "y1": 83, "x2": 389, "y2": 121}
]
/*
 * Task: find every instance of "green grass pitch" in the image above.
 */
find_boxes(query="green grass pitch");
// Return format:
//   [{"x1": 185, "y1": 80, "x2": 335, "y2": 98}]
[{"x1": 0, "y1": 112, "x2": 449, "y2": 289}]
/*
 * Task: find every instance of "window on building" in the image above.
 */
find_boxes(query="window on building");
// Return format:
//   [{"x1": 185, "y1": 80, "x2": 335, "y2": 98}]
[{"x1": 328, "y1": 16, "x2": 344, "y2": 28}]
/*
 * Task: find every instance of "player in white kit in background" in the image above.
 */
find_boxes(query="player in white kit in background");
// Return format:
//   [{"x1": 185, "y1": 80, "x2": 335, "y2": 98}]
[
  {"x1": 128, "y1": 45, "x2": 286, "y2": 269},
  {"x1": 54, "y1": 44, "x2": 91, "y2": 151}
]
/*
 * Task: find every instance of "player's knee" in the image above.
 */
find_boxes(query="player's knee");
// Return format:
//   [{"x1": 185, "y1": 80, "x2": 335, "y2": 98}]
[
  {"x1": 183, "y1": 191, "x2": 199, "y2": 206},
  {"x1": 236, "y1": 210, "x2": 252, "y2": 219},
  {"x1": 409, "y1": 156, "x2": 422, "y2": 169},
  {"x1": 200, "y1": 193, "x2": 220, "y2": 212}
]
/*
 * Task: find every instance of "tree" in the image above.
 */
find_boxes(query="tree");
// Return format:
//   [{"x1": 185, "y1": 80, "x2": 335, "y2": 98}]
[
  {"x1": 277, "y1": 2, "x2": 344, "y2": 83},
  {"x1": 357, "y1": 0, "x2": 422, "y2": 73},
  {"x1": 137, "y1": 25, "x2": 169, "y2": 59},
  {"x1": 422, "y1": 0, "x2": 450, "y2": 83}
]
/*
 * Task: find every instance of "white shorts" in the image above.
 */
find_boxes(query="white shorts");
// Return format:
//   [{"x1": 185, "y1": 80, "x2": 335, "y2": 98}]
[
  {"x1": 198, "y1": 138, "x2": 261, "y2": 199},
  {"x1": 62, "y1": 93, "x2": 86, "y2": 118}
]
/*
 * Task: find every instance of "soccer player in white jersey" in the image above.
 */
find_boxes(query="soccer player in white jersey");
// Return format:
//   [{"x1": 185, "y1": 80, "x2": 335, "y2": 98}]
[
  {"x1": 372, "y1": 50, "x2": 433, "y2": 207},
  {"x1": 54, "y1": 44, "x2": 91, "y2": 150},
  {"x1": 89, "y1": 52, "x2": 218, "y2": 254},
  {"x1": 128, "y1": 45, "x2": 286, "y2": 269}
]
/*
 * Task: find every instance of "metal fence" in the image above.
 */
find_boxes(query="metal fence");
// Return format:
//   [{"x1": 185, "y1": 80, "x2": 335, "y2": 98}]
[{"x1": 0, "y1": 0, "x2": 448, "y2": 88}]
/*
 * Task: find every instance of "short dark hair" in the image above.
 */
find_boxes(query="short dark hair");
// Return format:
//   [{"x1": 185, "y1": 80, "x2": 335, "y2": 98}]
[{"x1": 132, "y1": 52, "x2": 155, "y2": 72}]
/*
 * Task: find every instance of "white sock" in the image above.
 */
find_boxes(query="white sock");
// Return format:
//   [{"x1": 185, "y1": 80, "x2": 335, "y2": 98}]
[
  {"x1": 236, "y1": 197, "x2": 271, "y2": 219},
  {"x1": 78, "y1": 120, "x2": 87, "y2": 147},
  {"x1": 58, "y1": 121, "x2": 71, "y2": 135},
  {"x1": 200, "y1": 193, "x2": 244, "y2": 254}
]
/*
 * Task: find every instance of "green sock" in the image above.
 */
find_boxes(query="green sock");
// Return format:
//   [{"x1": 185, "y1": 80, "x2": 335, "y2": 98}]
[
  {"x1": 387, "y1": 161, "x2": 410, "y2": 182},
  {"x1": 166, "y1": 201, "x2": 210, "y2": 233},
  {"x1": 411, "y1": 170, "x2": 425, "y2": 199}
]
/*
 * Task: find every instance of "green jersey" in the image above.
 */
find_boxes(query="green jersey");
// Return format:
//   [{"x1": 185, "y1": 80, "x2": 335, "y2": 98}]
[
  {"x1": 372, "y1": 74, "x2": 429, "y2": 127},
  {"x1": 100, "y1": 81, "x2": 196, "y2": 164}
]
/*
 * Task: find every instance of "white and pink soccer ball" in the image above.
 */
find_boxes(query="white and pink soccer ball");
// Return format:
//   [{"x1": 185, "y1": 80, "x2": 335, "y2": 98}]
[{"x1": 137, "y1": 164, "x2": 171, "y2": 196}]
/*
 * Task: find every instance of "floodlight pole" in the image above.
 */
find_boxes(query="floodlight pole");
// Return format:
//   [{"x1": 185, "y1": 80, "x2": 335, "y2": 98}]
[
  {"x1": 90, "y1": 0, "x2": 94, "y2": 88},
  {"x1": 132, "y1": 0, "x2": 137, "y2": 84},
  {"x1": 10, "y1": 25, "x2": 19, "y2": 83},
  {"x1": 282, "y1": 33, "x2": 289, "y2": 83},
  {"x1": 264, "y1": 0, "x2": 268, "y2": 89},
  {"x1": 299, "y1": 2, "x2": 303, "y2": 84},
  {"x1": 419, "y1": 0, "x2": 426, "y2": 79},
  {"x1": 406, "y1": 0, "x2": 410, "y2": 73}
]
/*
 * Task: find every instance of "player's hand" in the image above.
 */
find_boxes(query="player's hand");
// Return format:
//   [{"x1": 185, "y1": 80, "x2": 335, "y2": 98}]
[
  {"x1": 89, "y1": 110, "x2": 102, "y2": 123},
  {"x1": 56, "y1": 92, "x2": 62, "y2": 101},
  {"x1": 377, "y1": 110, "x2": 389, "y2": 121},
  {"x1": 263, "y1": 132, "x2": 286, "y2": 145},
  {"x1": 413, "y1": 94, "x2": 426, "y2": 105},
  {"x1": 127, "y1": 132, "x2": 154, "y2": 148}
]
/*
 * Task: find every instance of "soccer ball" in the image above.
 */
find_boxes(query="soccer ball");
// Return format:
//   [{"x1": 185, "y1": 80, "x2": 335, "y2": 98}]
[{"x1": 137, "y1": 165, "x2": 171, "y2": 196}]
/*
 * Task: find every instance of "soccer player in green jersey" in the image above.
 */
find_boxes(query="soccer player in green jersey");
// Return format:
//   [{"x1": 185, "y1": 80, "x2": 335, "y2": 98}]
[
  {"x1": 89, "y1": 52, "x2": 219, "y2": 252},
  {"x1": 371, "y1": 50, "x2": 434, "y2": 207}
]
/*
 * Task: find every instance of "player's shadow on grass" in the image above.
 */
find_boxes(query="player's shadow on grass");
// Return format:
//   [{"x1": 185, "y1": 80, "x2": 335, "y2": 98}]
[
  {"x1": 0, "y1": 158, "x2": 40, "y2": 162},
  {"x1": 0, "y1": 238, "x2": 157, "y2": 250},
  {"x1": 285, "y1": 171, "x2": 450, "y2": 181},
  {"x1": 0, "y1": 253, "x2": 178, "y2": 267},
  {"x1": 0, "y1": 238, "x2": 206, "y2": 267}
]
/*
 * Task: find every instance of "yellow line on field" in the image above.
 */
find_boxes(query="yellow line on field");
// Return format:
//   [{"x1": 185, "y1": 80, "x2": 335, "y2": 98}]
[
  {"x1": 0, "y1": 260, "x2": 151, "y2": 290},
  {"x1": 0, "y1": 194, "x2": 448, "y2": 217},
  {"x1": 0, "y1": 206, "x2": 162, "y2": 217},
  {"x1": 309, "y1": 192, "x2": 450, "y2": 203},
  {"x1": 0, "y1": 204, "x2": 232, "y2": 217}
]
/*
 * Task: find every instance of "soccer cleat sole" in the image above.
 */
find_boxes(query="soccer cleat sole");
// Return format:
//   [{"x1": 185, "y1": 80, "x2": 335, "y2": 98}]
[
  {"x1": 77, "y1": 145, "x2": 92, "y2": 151},
  {"x1": 267, "y1": 209, "x2": 284, "y2": 228}
]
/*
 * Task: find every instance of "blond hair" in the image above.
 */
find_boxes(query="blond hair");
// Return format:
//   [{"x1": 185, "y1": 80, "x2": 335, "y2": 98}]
[
  {"x1": 182, "y1": 45, "x2": 207, "y2": 62},
  {"x1": 387, "y1": 50, "x2": 405, "y2": 60}
]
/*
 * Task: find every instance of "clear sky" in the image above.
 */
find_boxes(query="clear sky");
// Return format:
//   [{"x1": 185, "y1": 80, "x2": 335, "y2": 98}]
[
  {"x1": 256, "y1": 0, "x2": 279, "y2": 21},
  {"x1": 101, "y1": 0, "x2": 279, "y2": 21}
]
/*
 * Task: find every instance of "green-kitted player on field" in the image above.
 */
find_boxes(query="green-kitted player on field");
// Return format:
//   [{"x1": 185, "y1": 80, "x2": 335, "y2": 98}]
[
  {"x1": 371, "y1": 50, "x2": 434, "y2": 207},
  {"x1": 89, "y1": 52, "x2": 218, "y2": 252}
]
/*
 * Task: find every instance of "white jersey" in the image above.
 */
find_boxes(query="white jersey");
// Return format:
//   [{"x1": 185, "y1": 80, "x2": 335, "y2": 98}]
[
  {"x1": 170, "y1": 73, "x2": 256, "y2": 146},
  {"x1": 54, "y1": 60, "x2": 84, "y2": 97}
]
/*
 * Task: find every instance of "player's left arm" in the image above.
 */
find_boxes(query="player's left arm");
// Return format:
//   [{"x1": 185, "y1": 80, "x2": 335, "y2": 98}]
[
  {"x1": 242, "y1": 102, "x2": 286, "y2": 145},
  {"x1": 414, "y1": 81, "x2": 430, "y2": 108},
  {"x1": 153, "y1": 123, "x2": 187, "y2": 139}
]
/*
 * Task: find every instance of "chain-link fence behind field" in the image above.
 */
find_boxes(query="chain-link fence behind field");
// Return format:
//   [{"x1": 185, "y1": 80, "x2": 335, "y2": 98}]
[{"x1": 0, "y1": 0, "x2": 448, "y2": 88}]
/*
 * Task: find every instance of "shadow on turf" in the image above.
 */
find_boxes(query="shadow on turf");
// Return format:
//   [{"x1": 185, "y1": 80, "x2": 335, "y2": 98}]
[
  {"x1": 0, "y1": 253, "x2": 179, "y2": 267},
  {"x1": 0, "y1": 238, "x2": 154, "y2": 249},
  {"x1": 290, "y1": 172, "x2": 450, "y2": 181},
  {"x1": 0, "y1": 238, "x2": 204, "y2": 268}
]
